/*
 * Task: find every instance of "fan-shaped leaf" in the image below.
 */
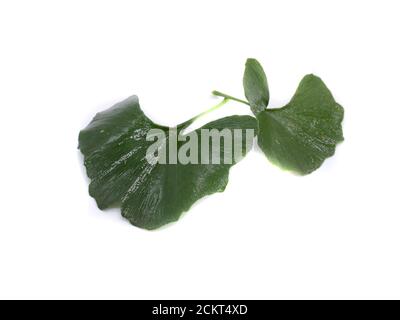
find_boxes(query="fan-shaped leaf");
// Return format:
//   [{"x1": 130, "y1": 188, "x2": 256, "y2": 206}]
[
  {"x1": 257, "y1": 74, "x2": 344, "y2": 174},
  {"x1": 79, "y1": 96, "x2": 257, "y2": 229}
]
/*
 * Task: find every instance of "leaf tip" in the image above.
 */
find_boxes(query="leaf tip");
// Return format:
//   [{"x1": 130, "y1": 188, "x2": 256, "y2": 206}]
[{"x1": 245, "y1": 57, "x2": 260, "y2": 66}]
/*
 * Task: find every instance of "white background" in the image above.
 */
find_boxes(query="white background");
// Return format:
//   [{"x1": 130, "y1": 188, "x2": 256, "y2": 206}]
[{"x1": 0, "y1": 0, "x2": 399, "y2": 300}]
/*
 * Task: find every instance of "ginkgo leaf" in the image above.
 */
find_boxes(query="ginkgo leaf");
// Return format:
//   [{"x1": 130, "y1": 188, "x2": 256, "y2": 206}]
[
  {"x1": 79, "y1": 95, "x2": 257, "y2": 230},
  {"x1": 214, "y1": 58, "x2": 345, "y2": 174},
  {"x1": 243, "y1": 58, "x2": 270, "y2": 115},
  {"x1": 257, "y1": 74, "x2": 344, "y2": 175}
]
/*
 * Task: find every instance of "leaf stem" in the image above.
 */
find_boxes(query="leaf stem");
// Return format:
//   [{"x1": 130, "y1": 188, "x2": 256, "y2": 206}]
[
  {"x1": 212, "y1": 90, "x2": 250, "y2": 106},
  {"x1": 178, "y1": 98, "x2": 229, "y2": 130}
]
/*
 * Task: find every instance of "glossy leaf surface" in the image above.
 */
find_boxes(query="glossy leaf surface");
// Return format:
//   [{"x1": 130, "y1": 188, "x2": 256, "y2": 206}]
[
  {"x1": 79, "y1": 96, "x2": 257, "y2": 229},
  {"x1": 257, "y1": 74, "x2": 344, "y2": 174}
]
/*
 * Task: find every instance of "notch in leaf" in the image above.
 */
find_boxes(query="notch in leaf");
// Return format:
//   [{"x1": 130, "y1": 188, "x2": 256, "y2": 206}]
[{"x1": 79, "y1": 96, "x2": 257, "y2": 230}]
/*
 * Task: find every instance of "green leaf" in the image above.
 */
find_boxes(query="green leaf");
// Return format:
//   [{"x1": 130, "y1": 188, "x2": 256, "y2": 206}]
[
  {"x1": 257, "y1": 74, "x2": 344, "y2": 175},
  {"x1": 243, "y1": 58, "x2": 270, "y2": 115},
  {"x1": 79, "y1": 96, "x2": 257, "y2": 230}
]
